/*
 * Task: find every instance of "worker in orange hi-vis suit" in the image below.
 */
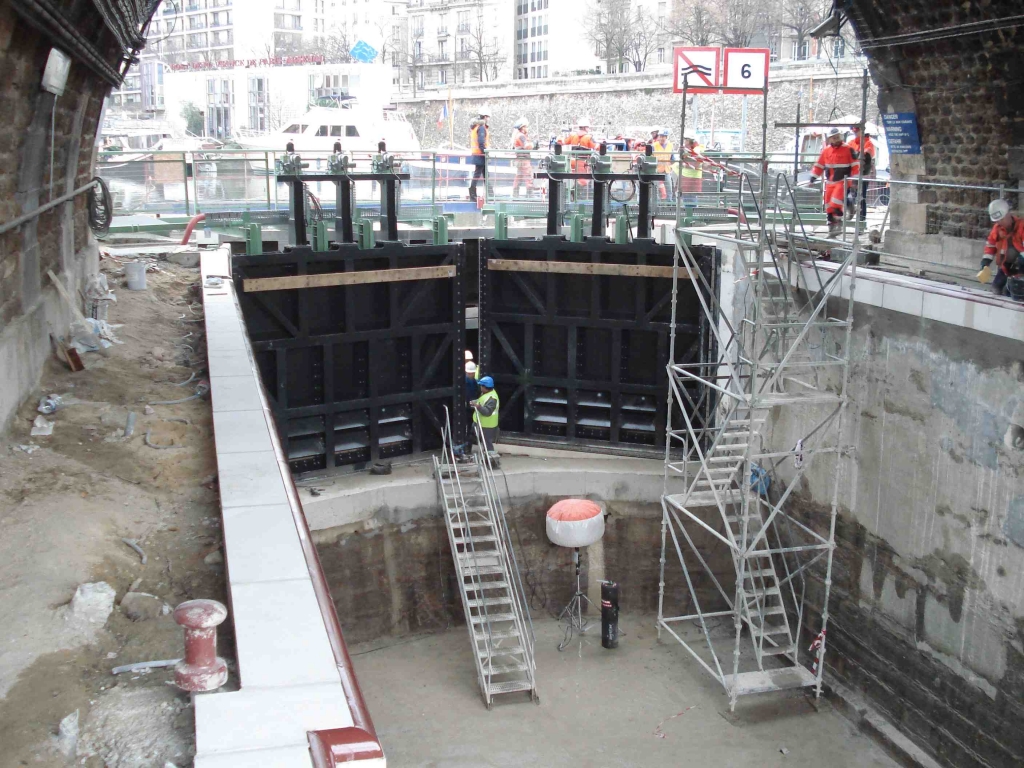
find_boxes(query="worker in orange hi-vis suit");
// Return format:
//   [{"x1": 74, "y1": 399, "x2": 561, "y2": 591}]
[
  {"x1": 845, "y1": 125, "x2": 876, "y2": 221},
  {"x1": 809, "y1": 127, "x2": 859, "y2": 237},
  {"x1": 511, "y1": 118, "x2": 535, "y2": 199},
  {"x1": 566, "y1": 117, "x2": 598, "y2": 185}
]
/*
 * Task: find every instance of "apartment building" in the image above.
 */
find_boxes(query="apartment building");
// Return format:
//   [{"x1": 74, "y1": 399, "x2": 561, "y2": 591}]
[
  {"x1": 110, "y1": 0, "x2": 331, "y2": 126},
  {"x1": 405, "y1": 0, "x2": 513, "y2": 91}
]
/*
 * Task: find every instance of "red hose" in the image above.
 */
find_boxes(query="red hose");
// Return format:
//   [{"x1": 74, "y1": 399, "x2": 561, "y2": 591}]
[{"x1": 180, "y1": 213, "x2": 206, "y2": 245}]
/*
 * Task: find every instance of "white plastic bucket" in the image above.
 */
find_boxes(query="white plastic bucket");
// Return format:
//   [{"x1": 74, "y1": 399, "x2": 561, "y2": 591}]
[{"x1": 125, "y1": 262, "x2": 147, "y2": 291}]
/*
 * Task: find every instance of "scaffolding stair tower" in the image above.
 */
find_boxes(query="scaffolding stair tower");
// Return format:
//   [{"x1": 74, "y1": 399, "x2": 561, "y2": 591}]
[
  {"x1": 658, "y1": 70, "x2": 870, "y2": 710},
  {"x1": 434, "y1": 410, "x2": 538, "y2": 708}
]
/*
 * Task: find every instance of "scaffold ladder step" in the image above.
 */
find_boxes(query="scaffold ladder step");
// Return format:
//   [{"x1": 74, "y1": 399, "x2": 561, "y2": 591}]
[
  {"x1": 465, "y1": 580, "x2": 509, "y2": 591},
  {"x1": 467, "y1": 596, "x2": 512, "y2": 609},
  {"x1": 482, "y1": 661, "x2": 531, "y2": 676},
  {"x1": 726, "y1": 667, "x2": 817, "y2": 696},
  {"x1": 474, "y1": 627, "x2": 520, "y2": 641},
  {"x1": 486, "y1": 680, "x2": 534, "y2": 695},
  {"x1": 760, "y1": 645, "x2": 797, "y2": 657},
  {"x1": 454, "y1": 534, "x2": 498, "y2": 544}
]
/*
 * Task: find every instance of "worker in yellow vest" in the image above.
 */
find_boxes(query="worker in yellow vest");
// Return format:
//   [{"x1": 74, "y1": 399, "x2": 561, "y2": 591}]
[
  {"x1": 679, "y1": 133, "x2": 704, "y2": 207},
  {"x1": 652, "y1": 128, "x2": 674, "y2": 200},
  {"x1": 472, "y1": 375, "x2": 500, "y2": 465}
]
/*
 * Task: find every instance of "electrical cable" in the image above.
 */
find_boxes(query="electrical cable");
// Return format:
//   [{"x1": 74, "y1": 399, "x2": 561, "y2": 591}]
[
  {"x1": 497, "y1": 464, "x2": 554, "y2": 616},
  {"x1": 88, "y1": 177, "x2": 114, "y2": 237},
  {"x1": 858, "y1": 14, "x2": 1024, "y2": 49},
  {"x1": 49, "y1": 99, "x2": 56, "y2": 203},
  {"x1": 147, "y1": 0, "x2": 180, "y2": 47}
]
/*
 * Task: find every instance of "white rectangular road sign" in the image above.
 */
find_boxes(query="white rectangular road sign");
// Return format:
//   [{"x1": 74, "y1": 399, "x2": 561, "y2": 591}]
[
  {"x1": 673, "y1": 47, "x2": 720, "y2": 94},
  {"x1": 723, "y1": 48, "x2": 770, "y2": 94}
]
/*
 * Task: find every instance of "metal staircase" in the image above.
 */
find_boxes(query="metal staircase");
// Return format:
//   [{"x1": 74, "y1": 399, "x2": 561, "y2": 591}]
[
  {"x1": 658, "y1": 154, "x2": 861, "y2": 707},
  {"x1": 434, "y1": 409, "x2": 538, "y2": 708}
]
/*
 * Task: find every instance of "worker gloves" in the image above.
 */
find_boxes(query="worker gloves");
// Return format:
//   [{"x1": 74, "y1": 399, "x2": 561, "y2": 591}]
[{"x1": 977, "y1": 265, "x2": 993, "y2": 284}]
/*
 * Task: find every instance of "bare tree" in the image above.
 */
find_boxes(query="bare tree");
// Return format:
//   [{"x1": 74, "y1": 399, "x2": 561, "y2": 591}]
[
  {"x1": 370, "y1": 17, "x2": 407, "y2": 67},
  {"x1": 777, "y1": 0, "x2": 825, "y2": 60},
  {"x1": 583, "y1": 0, "x2": 631, "y2": 73},
  {"x1": 299, "y1": 31, "x2": 355, "y2": 63},
  {"x1": 716, "y1": 0, "x2": 763, "y2": 48},
  {"x1": 662, "y1": 0, "x2": 717, "y2": 47},
  {"x1": 462, "y1": 17, "x2": 506, "y2": 82},
  {"x1": 624, "y1": 6, "x2": 663, "y2": 72}
]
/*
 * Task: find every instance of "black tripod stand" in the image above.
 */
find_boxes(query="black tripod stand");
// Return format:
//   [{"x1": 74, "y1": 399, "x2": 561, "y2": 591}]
[{"x1": 557, "y1": 547, "x2": 595, "y2": 651}]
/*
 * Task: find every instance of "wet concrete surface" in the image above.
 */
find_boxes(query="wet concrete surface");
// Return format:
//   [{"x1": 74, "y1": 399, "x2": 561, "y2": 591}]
[{"x1": 350, "y1": 615, "x2": 900, "y2": 768}]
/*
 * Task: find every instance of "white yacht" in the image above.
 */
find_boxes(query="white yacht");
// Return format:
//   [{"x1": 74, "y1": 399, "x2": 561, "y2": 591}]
[{"x1": 236, "y1": 102, "x2": 420, "y2": 156}]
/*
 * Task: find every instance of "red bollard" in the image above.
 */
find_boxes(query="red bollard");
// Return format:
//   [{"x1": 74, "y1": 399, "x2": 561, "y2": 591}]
[{"x1": 173, "y1": 599, "x2": 228, "y2": 692}]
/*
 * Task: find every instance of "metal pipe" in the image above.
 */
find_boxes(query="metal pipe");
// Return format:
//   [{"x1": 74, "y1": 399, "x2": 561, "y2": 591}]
[
  {"x1": 179, "y1": 212, "x2": 206, "y2": 245},
  {"x1": 885, "y1": 178, "x2": 1010, "y2": 193},
  {"x1": 0, "y1": 179, "x2": 98, "y2": 236},
  {"x1": 292, "y1": 178, "x2": 307, "y2": 246},
  {"x1": 385, "y1": 178, "x2": 398, "y2": 240}
]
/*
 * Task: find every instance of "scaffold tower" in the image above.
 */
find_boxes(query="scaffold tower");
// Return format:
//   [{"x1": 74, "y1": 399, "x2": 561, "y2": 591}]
[{"x1": 657, "y1": 72, "x2": 871, "y2": 710}]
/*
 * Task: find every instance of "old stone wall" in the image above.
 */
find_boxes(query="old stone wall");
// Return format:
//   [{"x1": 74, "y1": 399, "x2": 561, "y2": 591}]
[
  {"x1": 848, "y1": 1, "x2": 1024, "y2": 246},
  {"x1": 313, "y1": 495, "x2": 735, "y2": 645},
  {"x1": 0, "y1": 6, "x2": 117, "y2": 430},
  {"x1": 397, "y1": 63, "x2": 875, "y2": 157},
  {"x1": 770, "y1": 302, "x2": 1024, "y2": 768}
]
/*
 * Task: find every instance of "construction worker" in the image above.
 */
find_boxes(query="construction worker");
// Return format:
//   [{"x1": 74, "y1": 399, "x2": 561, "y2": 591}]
[
  {"x1": 845, "y1": 125, "x2": 876, "y2": 221},
  {"x1": 809, "y1": 127, "x2": 859, "y2": 237},
  {"x1": 978, "y1": 199, "x2": 1024, "y2": 298},
  {"x1": 511, "y1": 118, "x2": 534, "y2": 198},
  {"x1": 652, "y1": 129, "x2": 674, "y2": 201},
  {"x1": 679, "y1": 133, "x2": 705, "y2": 207},
  {"x1": 472, "y1": 375, "x2": 500, "y2": 463},
  {"x1": 468, "y1": 111, "x2": 490, "y2": 202},
  {"x1": 560, "y1": 118, "x2": 597, "y2": 193},
  {"x1": 464, "y1": 360, "x2": 480, "y2": 446}
]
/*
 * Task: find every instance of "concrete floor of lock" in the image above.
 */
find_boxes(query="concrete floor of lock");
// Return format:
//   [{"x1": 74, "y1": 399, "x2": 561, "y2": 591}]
[{"x1": 350, "y1": 614, "x2": 900, "y2": 768}]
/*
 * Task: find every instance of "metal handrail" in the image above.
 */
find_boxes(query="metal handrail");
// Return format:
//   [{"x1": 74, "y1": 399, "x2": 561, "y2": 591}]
[
  {"x1": 0, "y1": 179, "x2": 100, "y2": 236},
  {"x1": 471, "y1": 420, "x2": 537, "y2": 677},
  {"x1": 436, "y1": 406, "x2": 496, "y2": 690}
]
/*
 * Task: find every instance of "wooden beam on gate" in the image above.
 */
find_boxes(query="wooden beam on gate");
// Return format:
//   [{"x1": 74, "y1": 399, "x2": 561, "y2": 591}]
[
  {"x1": 487, "y1": 259, "x2": 694, "y2": 280},
  {"x1": 242, "y1": 265, "x2": 456, "y2": 293}
]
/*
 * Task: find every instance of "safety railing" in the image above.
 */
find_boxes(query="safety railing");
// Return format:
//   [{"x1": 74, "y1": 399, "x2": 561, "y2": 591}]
[
  {"x1": 435, "y1": 406, "x2": 498, "y2": 695},
  {"x1": 472, "y1": 417, "x2": 537, "y2": 666}
]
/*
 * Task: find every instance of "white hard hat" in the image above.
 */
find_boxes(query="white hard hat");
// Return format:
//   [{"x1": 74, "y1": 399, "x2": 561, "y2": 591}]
[
  {"x1": 517, "y1": 117, "x2": 529, "y2": 128},
  {"x1": 577, "y1": 117, "x2": 592, "y2": 127},
  {"x1": 465, "y1": 350, "x2": 474, "y2": 361},
  {"x1": 465, "y1": 361, "x2": 477, "y2": 374},
  {"x1": 827, "y1": 127, "x2": 843, "y2": 138},
  {"x1": 989, "y1": 198, "x2": 1012, "y2": 222}
]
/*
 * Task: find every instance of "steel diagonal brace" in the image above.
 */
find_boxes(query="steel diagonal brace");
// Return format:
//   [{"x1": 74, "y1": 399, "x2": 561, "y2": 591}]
[
  {"x1": 742, "y1": 462, "x2": 832, "y2": 556},
  {"x1": 669, "y1": 375, "x2": 738, "y2": 521},
  {"x1": 760, "y1": 250, "x2": 857, "y2": 394},
  {"x1": 776, "y1": 549, "x2": 829, "y2": 589},
  {"x1": 663, "y1": 502, "x2": 729, "y2": 684},
  {"x1": 674, "y1": 235, "x2": 747, "y2": 398},
  {"x1": 666, "y1": 495, "x2": 737, "y2": 551},
  {"x1": 665, "y1": 503, "x2": 735, "y2": 609}
]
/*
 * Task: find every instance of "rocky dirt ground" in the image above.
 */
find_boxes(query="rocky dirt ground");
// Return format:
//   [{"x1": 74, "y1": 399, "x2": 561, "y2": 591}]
[{"x1": 0, "y1": 251, "x2": 232, "y2": 767}]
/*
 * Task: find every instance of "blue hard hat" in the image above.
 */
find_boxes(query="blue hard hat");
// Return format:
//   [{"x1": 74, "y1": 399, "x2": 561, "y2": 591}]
[{"x1": 478, "y1": 376, "x2": 494, "y2": 388}]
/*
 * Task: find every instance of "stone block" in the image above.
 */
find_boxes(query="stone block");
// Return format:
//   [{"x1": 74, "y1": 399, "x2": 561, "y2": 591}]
[
  {"x1": 892, "y1": 155, "x2": 927, "y2": 176},
  {"x1": 120, "y1": 592, "x2": 166, "y2": 621},
  {"x1": 884, "y1": 228, "x2": 942, "y2": 262},
  {"x1": 890, "y1": 202, "x2": 929, "y2": 234},
  {"x1": 165, "y1": 249, "x2": 201, "y2": 268},
  {"x1": 939, "y1": 235, "x2": 984, "y2": 269},
  {"x1": 68, "y1": 581, "x2": 115, "y2": 625}
]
